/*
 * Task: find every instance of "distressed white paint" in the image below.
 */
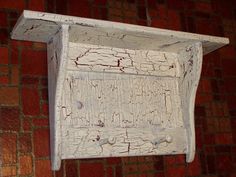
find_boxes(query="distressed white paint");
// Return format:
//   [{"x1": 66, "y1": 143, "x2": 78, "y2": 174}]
[
  {"x1": 68, "y1": 43, "x2": 179, "y2": 77},
  {"x1": 47, "y1": 24, "x2": 69, "y2": 170},
  {"x1": 11, "y1": 10, "x2": 229, "y2": 170}
]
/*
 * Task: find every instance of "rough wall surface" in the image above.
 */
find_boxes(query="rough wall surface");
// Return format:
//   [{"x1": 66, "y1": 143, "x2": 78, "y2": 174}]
[{"x1": 0, "y1": 0, "x2": 236, "y2": 177}]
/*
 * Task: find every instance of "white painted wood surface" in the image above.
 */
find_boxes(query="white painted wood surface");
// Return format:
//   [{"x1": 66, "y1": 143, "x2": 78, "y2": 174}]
[
  {"x1": 11, "y1": 10, "x2": 229, "y2": 170},
  {"x1": 47, "y1": 24, "x2": 69, "y2": 170}
]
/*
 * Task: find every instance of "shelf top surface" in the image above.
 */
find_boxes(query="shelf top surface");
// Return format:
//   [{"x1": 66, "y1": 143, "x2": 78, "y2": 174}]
[{"x1": 11, "y1": 10, "x2": 229, "y2": 54}]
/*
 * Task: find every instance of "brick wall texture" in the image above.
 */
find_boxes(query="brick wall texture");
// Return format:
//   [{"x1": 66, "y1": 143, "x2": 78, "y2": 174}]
[{"x1": 0, "y1": 0, "x2": 236, "y2": 176}]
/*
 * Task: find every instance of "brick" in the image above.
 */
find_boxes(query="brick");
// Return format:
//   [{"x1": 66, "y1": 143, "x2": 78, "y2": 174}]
[
  {"x1": 22, "y1": 118, "x2": 32, "y2": 131},
  {"x1": 124, "y1": 10, "x2": 137, "y2": 19},
  {"x1": 115, "y1": 165, "x2": 122, "y2": 177},
  {"x1": 138, "y1": 6, "x2": 146, "y2": 19},
  {"x1": 0, "y1": 75, "x2": 8, "y2": 85},
  {"x1": 215, "y1": 145, "x2": 231, "y2": 153},
  {"x1": 165, "y1": 155, "x2": 185, "y2": 166},
  {"x1": 65, "y1": 160, "x2": 78, "y2": 177},
  {"x1": 124, "y1": 18, "x2": 138, "y2": 25},
  {"x1": 19, "y1": 155, "x2": 33, "y2": 175},
  {"x1": 106, "y1": 157, "x2": 121, "y2": 165},
  {"x1": 0, "y1": 28, "x2": 8, "y2": 44},
  {"x1": 227, "y1": 95, "x2": 236, "y2": 110},
  {"x1": 151, "y1": 19, "x2": 168, "y2": 28},
  {"x1": 139, "y1": 163, "x2": 154, "y2": 172},
  {"x1": 125, "y1": 174, "x2": 139, "y2": 177},
  {"x1": 212, "y1": 0, "x2": 234, "y2": 19},
  {"x1": 233, "y1": 131, "x2": 236, "y2": 144},
  {"x1": 0, "y1": 87, "x2": 19, "y2": 105},
  {"x1": 204, "y1": 118, "x2": 217, "y2": 133},
  {"x1": 195, "y1": 2, "x2": 212, "y2": 13},
  {"x1": 11, "y1": 39, "x2": 32, "y2": 49},
  {"x1": 186, "y1": 154, "x2": 201, "y2": 176},
  {"x1": 41, "y1": 88, "x2": 48, "y2": 101},
  {"x1": 199, "y1": 153, "x2": 206, "y2": 174},
  {"x1": 215, "y1": 133, "x2": 233, "y2": 145},
  {"x1": 40, "y1": 77, "x2": 48, "y2": 87},
  {"x1": 55, "y1": 0, "x2": 67, "y2": 14},
  {"x1": 94, "y1": 0, "x2": 107, "y2": 5},
  {"x1": 10, "y1": 65, "x2": 19, "y2": 85},
  {"x1": 218, "y1": 119, "x2": 231, "y2": 132},
  {"x1": 0, "y1": 47, "x2": 8, "y2": 64},
  {"x1": 206, "y1": 155, "x2": 216, "y2": 173},
  {"x1": 122, "y1": 156, "x2": 138, "y2": 164},
  {"x1": 22, "y1": 87, "x2": 40, "y2": 116},
  {"x1": 222, "y1": 58, "x2": 236, "y2": 76},
  {"x1": 106, "y1": 167, "x2": 113, "y2": 177},
  {"x1": 0, "y1": 107, "x2": 20, "y2": 131},
  {"x1": 108, "y1": 1, "x2": 122, "y2": 8},
  {"x1": 19, "y1": 133, "x2": 32, "y2": 153},
  {"x1": 0, "y1": 0, "x2": 25, "y2": 10},
  {"x1": 42, "y1": 103, "x2": 49, "y2": 116},
  {"x1": 195, "y1": 106, "x2": 206, "y2": 117},
  {"x1": 203, "y1": 134, "x2": 215, "y2": 145},
  {"x1": 153, "y1": 156, "x2": 164, "y2": 171},
  {"x1": 1, "y1": 166, "x2": 17, "y2": 176},
  {"x1": 148, "y1": 9, "x2": 158, "y2": 18},
  {"x1": 195, "y1": 19, "x2": 215, "y2": 35},
  {"x1": 80, "y1": 162, "x2": 104, "y2": 177},
  {"x1": 28, "y1": 0, "x2": 45, "y2": 11},
  {"x1": 108, "y1": 16, "x2": 123, "y2": 23},
  {"x1": 10, "y1": 45, "x2": 19, "y2": 64},
  {"x1": 167, "y1": 0, "x2": 184, "y2": 9},
  {"x1": 0, "y1": 11, "x2": 7, "y2": 27},
  {"x1": 33, "y1": 128, "x2": 50, "y2": 157},
  {"x1": 22, "y1": 75, "x2": 40, "y2": 86},
  {"x1": 201, "y1": 79, "x2": 212, "y2": 93},
  {"x1": 224, "y1": 78, "x2": 236, "y2": 93},
  {"x1": 22, "y1": 49, "x2": 47, "y2": 76},
  {"x1": 157, "y1": 5, "x2": 167, "y2": 18},
  {"x1": 68, "y1": 0, "x2": 91, "y2": 17},
  {"x1": 0, "y1": 133, "x2": 17, "y2": 164},
  {"x1": 92, "y1": 7, "x2": 107, "y2": 20},
  {"x1": 33, "y1": 118, "x2": 49, "y2": 127},
  {"x1": 167, "y1": 10, "x2": 181, "y2": 30},
  {"x1": 212, "y1": 102, "x2": 225, "y2": 117},
  {"x1": 0, "y1": 65, "x2": 8, "y2": 74},
  {"x1": 35, "y1": 159, "x2": 53, "y2": 177},
  {"x1": 195, "y1": 94, "x2": 212, "y2": 105},
  {"x1": 109, "y1": 8, "x2": 123, "y2": 17},
  {"x1": 33, "y1": 42, "x2": 47, "y2": 50},
  {"x1": 220, "y1": 45, "x2": 236, "y2": 59},
  {"x1": 216, "y1": 154, "x2": 233, "y2": 173},
  {"x1": 154, "y1": 172, "x2": 165, "y2": 177},
  {"x1": 123, "y1": 164, "x2": 138, "y2": 174},
  {"x1": 165, "y1": 156, "x2": 180, "y2": 166},
  {"x1": 123, "y1": 2, "x2": 136, "y2": 11},
  {"x1": 137, "y1": 156, "x2": 149, "y2": 162},
  {"x1": 166, "y1": 165, "x2": 186, "y2": 177}
]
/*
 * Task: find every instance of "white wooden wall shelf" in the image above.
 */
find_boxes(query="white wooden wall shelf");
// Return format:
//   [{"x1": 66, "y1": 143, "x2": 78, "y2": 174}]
[{"x1": 11, "y1": 10, "x2": 229, "y2": 170}]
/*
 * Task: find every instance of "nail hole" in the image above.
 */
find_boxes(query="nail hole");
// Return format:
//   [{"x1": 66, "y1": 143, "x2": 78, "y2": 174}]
[{"x1": 76, "y1": 101, "x2": 83, "y2": 109}]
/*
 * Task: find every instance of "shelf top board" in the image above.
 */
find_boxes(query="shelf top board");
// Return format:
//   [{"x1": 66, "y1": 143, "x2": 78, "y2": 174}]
[{"x1": 11, "y1": 10, "x2": 229, "y2": 54}]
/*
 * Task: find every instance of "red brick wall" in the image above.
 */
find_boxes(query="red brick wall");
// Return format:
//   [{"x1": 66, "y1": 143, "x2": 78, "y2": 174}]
[{"x1": 0, "y1": 0, "x2": 236, "y2": 176}]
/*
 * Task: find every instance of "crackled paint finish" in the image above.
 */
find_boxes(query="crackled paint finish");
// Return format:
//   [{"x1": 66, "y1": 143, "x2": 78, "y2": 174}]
[
  {"x1": 177, "y1": 42, "x2": 203, "y2": 162},
  {"x1": 47, "y1": 24, "x2": 69, "y2": 170},
  {"x1": 68, "y1": 43, "x2": 180, "y2": 77},
  {"x1": 11, "y1": 10, "x2": 229, "y2": 170}
]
